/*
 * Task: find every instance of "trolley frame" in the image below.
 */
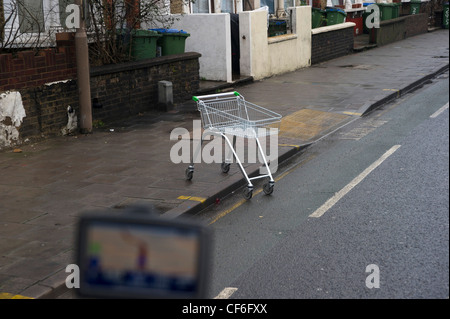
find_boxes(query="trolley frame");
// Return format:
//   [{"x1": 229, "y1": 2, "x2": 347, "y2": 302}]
[{"x1": 186, "y1": 91, "x2": 282, "y2": 199}]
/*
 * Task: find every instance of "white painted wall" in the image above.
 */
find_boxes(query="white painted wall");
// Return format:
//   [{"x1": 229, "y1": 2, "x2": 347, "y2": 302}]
[
  {"x1": 239, "y1": 6, "x2": 311, "y2": 80},
  {"x1": 0, "y1": 91, "x2": 26, "y2": 149},
  {"x1": 144, "y1": 6, "x2": 311, "y2": 82},
  {"x1": 169, "y1": 14, "x2": 232, "y2": 82}
]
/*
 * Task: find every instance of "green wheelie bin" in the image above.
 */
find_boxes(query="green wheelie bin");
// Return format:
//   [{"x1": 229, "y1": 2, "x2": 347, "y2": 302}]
[
  {"x1": 150, "y1": 29, "x2": 190, "y2": 56},
  {"x1": 326, "y1": 7, "x2": 347, "y2": 25},
  {"x1": 312, "y1": 7, "x2": 326, "y2": 28},
  {"x1": 410, "y1": 0, "x2": 422, "y2": 15}
]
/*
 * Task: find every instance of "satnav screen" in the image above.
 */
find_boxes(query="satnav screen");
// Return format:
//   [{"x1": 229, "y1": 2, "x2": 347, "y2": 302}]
[{"x1": 83, "y1": 221, "x2": 200, "y2": 294}]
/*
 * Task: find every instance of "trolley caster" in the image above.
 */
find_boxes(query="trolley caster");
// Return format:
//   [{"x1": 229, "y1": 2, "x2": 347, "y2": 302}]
[
  {"x1": 185, "y1": 168, "x2": 194, "y2": 181},
  {"x1": 221, "y1": 162, "x2": 231, "y2": 173},
  {"x1": 243, "y1": 187, "x2": 253, "y2": 200},
  {"x1": 263, "y1": 182, "x2": 274, "y2": 195}
]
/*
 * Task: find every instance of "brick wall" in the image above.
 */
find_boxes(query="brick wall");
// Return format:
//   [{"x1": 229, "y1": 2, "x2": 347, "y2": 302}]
[
  {"x1": 400, "y1": 0, "x2": 445, "y2": 27},
  {"x1": 311, "y1": 25, "x2": 354, "y2": 65},
  {"x1": 90, "y1": 52, "x2": 201, "y2": 122},
  {"x1": 0, "y1": 33, "x2": 77, "y2": 92},
  {"x1": 370, "y1": 13, "x2": 428, "y2": 47},
  {"x1": 405, "y1": 13, "x2": 429, "y2": 37},
  {"x1": 2, "y1": 51, "x2": 200, "y2": 143},
  {"x1": 18, "y1": 80, "x2": 79, "y2": 138}
]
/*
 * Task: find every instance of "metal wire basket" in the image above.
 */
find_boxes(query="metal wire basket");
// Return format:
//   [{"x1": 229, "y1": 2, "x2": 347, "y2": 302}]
[
  {"x1": 194, "y1": 91, "x2": 281, "y2": 138},
  {"x1": 186, "y1": 92, "x2": 282, "y2": 200}
]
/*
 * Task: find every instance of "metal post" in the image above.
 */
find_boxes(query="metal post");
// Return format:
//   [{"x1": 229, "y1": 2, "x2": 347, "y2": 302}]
[
  {"x1": 75, "y1": 0, "x2": 92, "y2": 134},
  {"x1": 276, "y1": 0, "x2": 286, "y2": 17}
]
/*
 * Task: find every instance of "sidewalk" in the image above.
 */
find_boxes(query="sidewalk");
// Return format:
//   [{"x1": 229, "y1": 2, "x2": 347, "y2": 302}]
[{"x1": 0, "y1": 29, "x2": 448, "y2": 299}]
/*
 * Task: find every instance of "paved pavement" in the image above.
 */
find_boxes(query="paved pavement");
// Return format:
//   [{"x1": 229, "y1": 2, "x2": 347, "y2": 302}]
[{"x1": 0, "y1": 29, "x2": 448, "y2": 299}]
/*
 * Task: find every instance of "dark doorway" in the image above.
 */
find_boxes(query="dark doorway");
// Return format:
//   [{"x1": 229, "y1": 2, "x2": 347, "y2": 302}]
[{"x1": 230, "y1": 13, "x2": 240, "y2": 79}]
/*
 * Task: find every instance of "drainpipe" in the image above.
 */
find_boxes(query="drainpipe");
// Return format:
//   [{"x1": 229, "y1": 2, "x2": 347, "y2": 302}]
[{"x1": 75, "y1": 0, "x2": 92, "y2": 134}]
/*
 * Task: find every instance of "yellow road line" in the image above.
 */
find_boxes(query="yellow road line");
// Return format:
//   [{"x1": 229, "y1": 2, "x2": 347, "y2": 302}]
[
  {"x1": 0, "y1": 293, "x2": 33, "y2": 299},
  {"x1": 278, "y1": 143, "x2": 301, "y2": 149},
  {"x1": 208, "y1": 198, "x2": 247, "y2": 225},
  {"x1": 189, "y1": 196, "x2": 207, "y2": 203},
  {"x1": 177, "y1": 195, "x2": 207, "y2": 203}
]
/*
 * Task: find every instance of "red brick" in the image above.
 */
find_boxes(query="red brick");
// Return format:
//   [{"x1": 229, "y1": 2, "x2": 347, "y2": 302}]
[
  {"x1": 12, "y1": 59, "x2": 24, "y2": 70},
  {"x1": 55, "y1": 53, "x2": 66, "y2": 65},
  {"x1": 30, "y1": 73, "x2": 42, "y2": 81},
  {"x1": 41, "y1": 49, "x2": 56, "y2": 66},
  {"x1": 56, "y1": 32, "x2": 75, "y2": 42},
  {"x1": 0, "y1": 71, "x2": 12, "y2": 80},
  {"x1": 17, "y1": 51, "x2": 35, "y2": 69},
  {"x1": 0, "y1": 54, "x2": 13, "y2": 73},
  {"x1": 35, "y1": 67, "x2": 47, "y2": 76},
  {"x1": 35, "y1": 56, "x2": 46, "y2": 68},
  {"x1": 0, "y1": 79, "x2": 9, "y2": 88}
]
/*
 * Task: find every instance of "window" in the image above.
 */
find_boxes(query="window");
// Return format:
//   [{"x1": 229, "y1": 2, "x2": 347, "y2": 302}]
[
  {"x1": 1, "y1": 0, "x2": 5, "y2": 41},
  {"x1": 284, "y1": 0, "x2": 295, "y2": 8},
  {"x1": 260, "y1": 0, "x2": 274, "y2": 14},
  {"x1": 17, "y1": 0, "x2": 45, "y2": 33},
  {"x1": 191, "y1": 0, "x2": 210, "y2": 13},
  {"x1": 220, "y1": 0, "x2": 234, "y2": 13}
]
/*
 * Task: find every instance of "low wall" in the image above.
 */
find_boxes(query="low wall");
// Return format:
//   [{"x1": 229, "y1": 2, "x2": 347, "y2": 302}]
[
  {"x1": 90, "y1": 52, "x2": 200, "y2": 121},
  {"x1": 239, "y1": 6, "x2": 312, "y2": 80},
  {"x1": 401, "y1": 0, "x2": 445, "y2": 28},
  {"x1": 18, "y1": 80, "x2": 79, "y2": 139},
  {"x1": 370, "y1": 13, "x2": 428, "y2": 46},
  {"x1": 311, "y1": 22, "x2": 355, "y2": 65},
  {"x1": 0, "y1": 33, "x2": 76, "y2": 92},
  {"x1": 1, "y1": 52, "x2": 200, "y2": 147}
]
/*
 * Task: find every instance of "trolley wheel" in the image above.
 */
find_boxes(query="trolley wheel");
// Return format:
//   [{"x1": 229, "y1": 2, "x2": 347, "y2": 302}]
[
  {"x1": 263, "y1": 183, "x2": 274, "y2": 195},
  {"x1": 221, "y1": 162, "x2": 231, "y2": 173},
  {"x1": 185, "y1": 168, "x2": 194, "y2": 181},
  {"x1": 243, "y1": 187, "x2": 253, "y2": 200}
]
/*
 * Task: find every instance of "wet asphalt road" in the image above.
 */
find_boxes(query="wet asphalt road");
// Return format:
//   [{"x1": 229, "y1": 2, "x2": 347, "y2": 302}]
[{"x1": 205, "y1": 73, "x2": 449, "y2": 299}]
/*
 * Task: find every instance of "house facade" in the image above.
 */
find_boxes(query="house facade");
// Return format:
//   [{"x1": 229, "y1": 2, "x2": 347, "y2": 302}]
[
  {"x1": 0, "y1": 0, "x2": 77, "y2": 49},
  {"x1": 170, "y1": 0, "x2": 293, "y2": 16},
  {"x1": 162, "y1": 0, "x2": 312, "y2": 82}
]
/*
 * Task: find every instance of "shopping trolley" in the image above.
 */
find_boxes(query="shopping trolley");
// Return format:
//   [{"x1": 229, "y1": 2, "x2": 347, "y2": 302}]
[{"x1": 186, "y1": 91, "x2": 282, "y2": 199}]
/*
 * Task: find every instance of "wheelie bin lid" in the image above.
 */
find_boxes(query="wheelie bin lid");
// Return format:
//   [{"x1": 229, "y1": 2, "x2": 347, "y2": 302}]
[
  {"x1": 326, "y1": 7, "x2": 347, "y2": 15},
  {"x1": 149, "y1": 28, "x2": 188, "y2": 34}
]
